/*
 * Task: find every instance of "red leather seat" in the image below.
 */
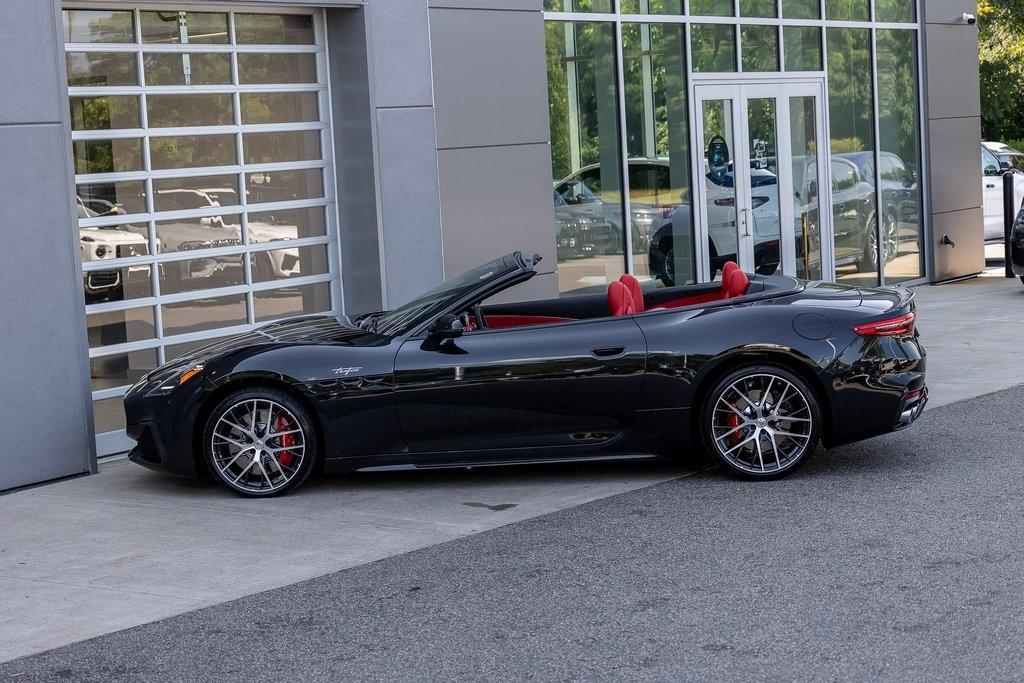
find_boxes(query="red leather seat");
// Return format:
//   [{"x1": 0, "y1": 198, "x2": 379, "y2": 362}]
[
  {"x1": 607, "y1": 281, "x2": 636, "y2": 316},
  {"x1": 721, "y1": 261, "x2": 739, "y2": 284},
  {"x1": 725, "y1": 268, "x2": 749, "y2": 298},
  {"x1": 618, "y1": 274, "x2": 644, "y2": 313}
]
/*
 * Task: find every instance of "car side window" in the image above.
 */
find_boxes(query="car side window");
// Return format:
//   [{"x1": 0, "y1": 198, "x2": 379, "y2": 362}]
[
  {"x1": 831, "y1": 160, "x2": 858, "y2": 191},
  {"x1": 982, "y1": 147, "x2": 1001, "y2": 176},
  {"x1": 880, "y1": 154, "x2": 907, "y2": 182}
]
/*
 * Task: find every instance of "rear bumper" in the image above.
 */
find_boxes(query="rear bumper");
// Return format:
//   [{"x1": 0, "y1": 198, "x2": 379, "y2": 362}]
[{"x1": 893, "y1": 385, "x2": 928, "y2": 430}]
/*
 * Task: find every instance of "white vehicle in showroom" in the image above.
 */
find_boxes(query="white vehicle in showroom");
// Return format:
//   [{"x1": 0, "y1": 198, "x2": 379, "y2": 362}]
[
  {"x1": 981, "y1": 143, "x2": 1024, "y2": 242},
  {"x1": 149, "y1": 188, "x2": 303, "y2": 288},
  {"x1": 78, "y1": 198, "x2": 153, "y2": 303}
]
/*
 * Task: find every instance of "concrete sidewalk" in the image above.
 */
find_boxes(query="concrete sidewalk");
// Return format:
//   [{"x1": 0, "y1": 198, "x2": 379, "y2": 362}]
[{"x1": 0, "y1": 271, "x2": 1021, "y2": 663}]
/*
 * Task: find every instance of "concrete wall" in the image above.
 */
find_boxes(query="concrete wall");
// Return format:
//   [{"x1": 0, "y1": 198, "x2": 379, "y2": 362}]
[
  {"x1": 922, "y1": 1, "x2": 985, "y2": 282},
  {"x1": 0, "y1": 0, "x2": 95, "y2": 490}
]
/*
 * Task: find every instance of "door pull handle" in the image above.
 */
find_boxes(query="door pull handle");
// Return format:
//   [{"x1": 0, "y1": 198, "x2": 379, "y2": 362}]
[
  {"x1": 591, "y1": 346, "x2": 626, "y2": 358},
  {"x1": 741, "y1": 208, "x2": 752, "y2": 237},
  {"x1": 987, "y1": 183, "x2": 997, "y2": 189}
]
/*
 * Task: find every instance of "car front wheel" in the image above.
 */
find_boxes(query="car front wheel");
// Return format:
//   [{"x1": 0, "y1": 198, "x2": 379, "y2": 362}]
[
  {"x1": 202, "y1": 387, "x2": 318, "y2": 497},
  {"x1": 700, "y1": 365, "x2": 821, "y2": 478}
]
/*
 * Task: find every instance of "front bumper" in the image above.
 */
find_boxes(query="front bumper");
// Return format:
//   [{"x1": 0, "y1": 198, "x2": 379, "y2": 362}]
[{"x1": 123, "y1": 376, "x2": 209, "y2": 478}]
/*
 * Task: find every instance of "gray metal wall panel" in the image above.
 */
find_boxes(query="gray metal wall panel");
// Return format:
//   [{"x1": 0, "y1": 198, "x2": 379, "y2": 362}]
[
  {"x1": 0, "y1": 2, "x2": 63, "y2": 125},
  {"x1": 376, "y1": 107, "x2": 446, "y2": 306},
  {"x1": 429, "y1": 7, "x2": 549, "y2": 150},
  {"x1": 437, "y1": 142, "x2": 556, "y2": 290},
  {"x1": 931, "y1": 208, "x2": 985, "y2": 281},
  {"x1": 367, "y1": 0, "x2": 434, "y2": 108},
  {"x1": 429, "y1": 0, "x2": 541, "y2": 9},
  {"x1": 326, "y1": 8, "x2": 384, "y2": 316},
  {"x1": 0, "y1": 123, "x2": 94, "y2": 490},
  {"x1": 928, "y1": 116, "x2": 983, "y2": 215},
  {"x1": 922, "y1": 0, "x2": 978, "y2": 23},
  {"x1": 921, "y1": 5, "x2": 984, "y2": 282},
  {"x1": 923, "y1": 24, "x2": 981, "y2": 120}
]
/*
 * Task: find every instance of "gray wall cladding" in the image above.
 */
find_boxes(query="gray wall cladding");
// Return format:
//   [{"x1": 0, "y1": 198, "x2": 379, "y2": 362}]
[{"x1": 0, "y1": 0, "x2": 95, "y2": 490}]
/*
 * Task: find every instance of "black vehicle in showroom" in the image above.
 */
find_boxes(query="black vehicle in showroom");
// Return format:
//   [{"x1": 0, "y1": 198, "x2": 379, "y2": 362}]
[
  {"x1": 1012, "y1": 202, "x2": 1024, "y2": 284},
  {"x1": 125, "y1": 251, "x2": 927, "y2": 497}
]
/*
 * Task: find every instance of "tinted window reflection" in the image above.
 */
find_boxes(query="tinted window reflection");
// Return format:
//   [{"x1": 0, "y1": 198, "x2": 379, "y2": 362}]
[
  {"x1": 140, "y1": 11, "x2": 228, "y2": 44},
  {"x1": 91, "y1": 349, "x2": 157, "y2": 392},
  {"x1": 66, "y1": 52, "x2": 138, "y2": 87},
  {"x1": 254, "y1": 282, "x2": 331, "y2": 322},
  {"x1": 784, "y1": 26, "x2": 822, "y2": 71},
  {"x1": 147, "y1": 94, "x2": 234, "y2": 128},
  {"x1": 77, "y1": 181, "x2": 147, "y2": 216},
  {"x1": 546, "y1": 21, "x2": 626, "y2": 295},
  {"x1": 691, "y1": 24, "x2": 736, "y2": 73},
  {"x1": 69, "y1": 96, "x2": 140, "y2": 131},
  {"x1": 875, "y1": 0, "x2": 915, "y2": 22},
  {"x1": 740, "y1": 0, "x2": 777, "y2": 17},
  {"x1": 246, "y1": 169, "x2": 324, "y2": 204},
  {"x1": 63, "y1": 10, "x2": 134, "y2": 43},
  {"x1": 241, "y1": 92, "x2": 320, "y2": 124},
  {"x1": 243, "y1": 130, "x2": 322, "y2": 165},
  {"x1": 826, "y1": 0, "x2": 870, "y2": 21},
  {"x1": 150, "y1": 134, "x2": 236, "y2": 170},
  {"x1": 87, "y1": 308, "x2": 155, "y2": 349},
  {"x1": 790, "y1": 96, "x2": 823, "y2": 280},
  {"x1": 690, "y1": 0, "x2": 734, "y2": 15},
  {"x1": 156, "y1": 214, "x2": 243, "y2": 254},
  {"x1": 161, "y1": 294, "x2": 248, "y2": 334},
  {"x1": 251, "y1": 245, "x2": 329, "y2": 283},
  {"x1": 783, "y1": 0, "x2": 821, "y2": 18},
  {"x1": 160, "y1": 254, "x2": 246, "y2": 295},
  {"x1": 248, "y1": 207, "x2": 327, "y2": 242},
  {"x1": 622, "y1": 23, "x2": 693, "y2": 287},
  {"x1": 741, "y1": 25, "x2": 778, "y2": 72},
  {"x1": 235, "y1": 14, "x2": 314, "y2": 45},
  {"x1": 827, "y1": 27, "x2": 878, "y2": 286},
  {"x1": 619, "y1": 0, "x2": 682, "y2": 14},
  {"x1": 877, "y1": 29, "x2": 923, "y2": 282},
  {"x1": 73, "y1": 138, "x2": 143, "y2": 174},
  {"x1": 144, "y1": 53, "x2": 232, "y2": 86},
  {"x1": 153, "y1": 174, "x2": 239, "y2": 213},
  {"x1": 237, "y1": 53, "x2": 317, "y2": 84}
]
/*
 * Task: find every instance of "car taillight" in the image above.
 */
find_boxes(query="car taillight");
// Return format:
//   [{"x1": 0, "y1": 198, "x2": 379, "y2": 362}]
[{"x1": 853, "y1": 311, "x2": 916, "y2": 336}]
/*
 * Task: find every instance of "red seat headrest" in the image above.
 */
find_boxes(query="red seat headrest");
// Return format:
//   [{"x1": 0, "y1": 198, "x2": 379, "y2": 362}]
[
  {"x1": 721, "y1": 261, "x2": 739, "y2": 285},
  {"x1": 618, "y1": 274, "x2": 644, "y2": 313},
  {"x1": 607, "y1": 281, "x2": 636, "y2": 316},
  {"x1": 725, "y1": 268, "x2": 749, "y2": 298}
]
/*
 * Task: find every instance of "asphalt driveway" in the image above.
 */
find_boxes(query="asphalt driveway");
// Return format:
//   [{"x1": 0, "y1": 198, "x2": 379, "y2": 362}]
[{"x1": 3, "y1": 383, "x2": 1023, "y2": 681}]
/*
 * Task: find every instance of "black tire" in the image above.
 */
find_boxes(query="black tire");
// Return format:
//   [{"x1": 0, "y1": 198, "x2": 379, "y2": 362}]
[
  {"x1": 700, "y1": 364, "x2": 821, "y2": 479},
  {"x1": 202, "y1": 386, "x2": 319, "y2": 497}
]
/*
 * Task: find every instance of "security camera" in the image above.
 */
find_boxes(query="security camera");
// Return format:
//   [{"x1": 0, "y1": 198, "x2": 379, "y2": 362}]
[{"x1": 962, "y1": 12, "x2": 977, "y2": 25}]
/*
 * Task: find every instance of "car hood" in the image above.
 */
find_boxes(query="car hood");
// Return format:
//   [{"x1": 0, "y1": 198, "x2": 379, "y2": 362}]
[{"x1": 170, "y1": 316, "x2": 389, "y2": 365}]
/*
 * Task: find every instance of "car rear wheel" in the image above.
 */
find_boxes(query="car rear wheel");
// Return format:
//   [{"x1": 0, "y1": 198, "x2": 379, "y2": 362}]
[
  {"x1": 202, "y1": 387, "x2": 318, "y2": 497},
  {"x1": 700, "y1": 365, "x2": 821, "y2": 478}
]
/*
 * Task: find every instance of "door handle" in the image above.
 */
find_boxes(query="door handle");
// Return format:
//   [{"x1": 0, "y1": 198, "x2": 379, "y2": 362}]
[
  {"x1": 591, "y1": 346, "x2": 626, "y2": 359},
  {"x1": 987, "y1": 183, "x2": 997, "y2": 189},
  {"x1": 740, "y1": 208, "x2": 751, "y2": 237}
]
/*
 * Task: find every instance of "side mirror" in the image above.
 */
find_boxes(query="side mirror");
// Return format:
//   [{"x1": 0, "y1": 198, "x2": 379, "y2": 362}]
[
  {"x1": 429, "y1": 313, "x2": 463, "y2": 340},
  {"x1": 1001, "y1": 160, "x2": 1012, "y2": 173}
]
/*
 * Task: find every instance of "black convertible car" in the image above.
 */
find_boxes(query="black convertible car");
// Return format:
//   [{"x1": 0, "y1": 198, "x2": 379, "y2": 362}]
[{"x1": 125, "y1": 251, "x2": 927, "y2": 496}]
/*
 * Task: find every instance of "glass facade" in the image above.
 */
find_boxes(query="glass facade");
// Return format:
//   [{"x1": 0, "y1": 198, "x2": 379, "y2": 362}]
[
  {"x1": 543, "y1": 0, "x2": 925, "y2": 295},
  {"x1": 65, "y1": 8, "x2": 338, "y2": 448}
]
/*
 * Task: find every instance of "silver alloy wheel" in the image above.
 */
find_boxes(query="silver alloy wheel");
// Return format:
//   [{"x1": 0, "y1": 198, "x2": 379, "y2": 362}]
[
  {"x1": 210, "y1": 398, "x2": 306, "y2": 494},
  {"x1": 710, "y1": 373, "x2": 814, "y2": 474}
]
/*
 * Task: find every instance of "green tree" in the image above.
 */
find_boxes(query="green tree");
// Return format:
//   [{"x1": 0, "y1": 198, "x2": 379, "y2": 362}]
[{"x1": 978, "y1": 0, "x2": 1024, "y2": 140}]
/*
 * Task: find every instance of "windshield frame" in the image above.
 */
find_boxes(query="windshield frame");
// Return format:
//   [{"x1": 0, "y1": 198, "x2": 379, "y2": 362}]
[{"x1": 367, "y1": 252, "x2": 536, "y2": 337}]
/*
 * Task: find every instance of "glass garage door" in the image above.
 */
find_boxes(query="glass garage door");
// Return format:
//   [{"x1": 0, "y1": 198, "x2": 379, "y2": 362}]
[{"x1": 64, "y1": 7, "x2": 340, "y2": 455}]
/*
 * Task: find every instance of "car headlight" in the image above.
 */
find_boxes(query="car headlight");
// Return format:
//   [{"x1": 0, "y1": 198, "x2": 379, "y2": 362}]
[{"x1": 145, "y1": 362, "x2": 204, "y2": 396}]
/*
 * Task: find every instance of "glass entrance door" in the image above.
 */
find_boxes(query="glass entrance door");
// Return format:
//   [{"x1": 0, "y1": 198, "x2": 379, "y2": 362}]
[{"x1": 692, "y1": 81, "x2": 828, "y2": 282}]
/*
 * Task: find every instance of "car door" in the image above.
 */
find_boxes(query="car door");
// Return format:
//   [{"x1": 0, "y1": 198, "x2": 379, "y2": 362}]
[
  {"x1": 982, "y1": 146, "x2": 1004, "y2": 241},
  {"x1": 393, "y1": 316, "x2": 647, "y2": 455}
]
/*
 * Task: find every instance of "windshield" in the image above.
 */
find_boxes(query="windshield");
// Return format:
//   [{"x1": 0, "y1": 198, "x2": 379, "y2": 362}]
[{"x1": 369, "y1": 254, "x2": 523, "y2": 336}]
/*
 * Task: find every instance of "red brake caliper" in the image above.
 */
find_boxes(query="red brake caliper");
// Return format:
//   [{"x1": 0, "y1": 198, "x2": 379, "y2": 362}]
[
  {"x1": 275, "y1": 415, "x2": 296, "y2": 468},
  {"x1": 725, "y1": 409, "x2": 742, "y2": 447}
]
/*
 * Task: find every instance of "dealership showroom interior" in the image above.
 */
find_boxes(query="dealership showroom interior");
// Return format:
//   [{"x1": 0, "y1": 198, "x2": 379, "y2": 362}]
[{"x1": 2, "y1": 0, "x2": 1024, "y2": 679}]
